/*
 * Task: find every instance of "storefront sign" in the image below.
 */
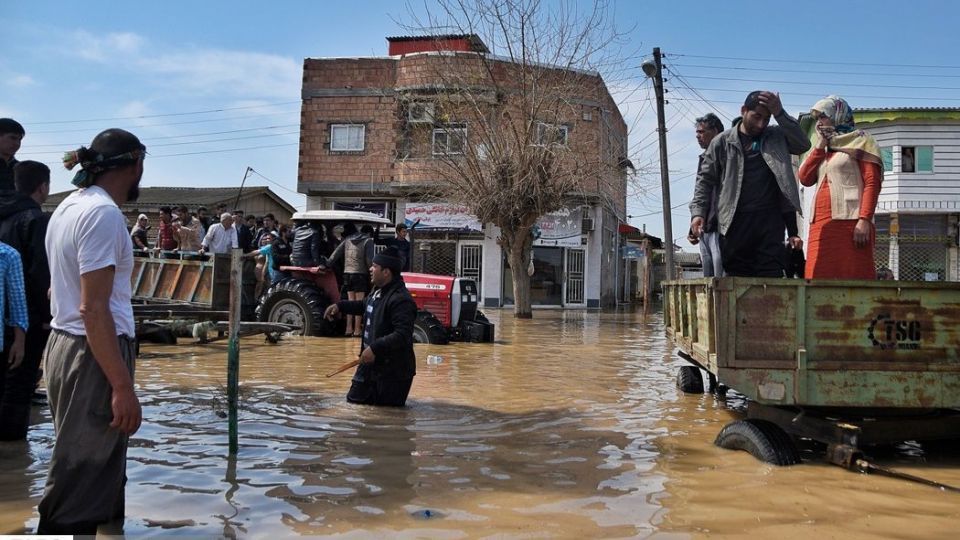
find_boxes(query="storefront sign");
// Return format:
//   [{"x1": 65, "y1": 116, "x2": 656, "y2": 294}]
[
  {"x1": 333, "y1": 201, "x2": 388, "y2": 218},
  {"x1": 534, "y1": 208, "x2": 583, "y2": 247},
  {"x1": 404, "y1": 203, "x2": 482, "y2": 231}
]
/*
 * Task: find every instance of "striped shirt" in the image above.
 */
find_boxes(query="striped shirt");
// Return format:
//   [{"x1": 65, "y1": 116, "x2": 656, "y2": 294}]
[{"x1": 0, "y1": 242, "x2": 29, "y2": 349}]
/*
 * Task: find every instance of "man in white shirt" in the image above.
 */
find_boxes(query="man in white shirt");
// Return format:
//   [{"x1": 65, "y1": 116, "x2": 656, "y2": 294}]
[
  {"x1": 199, "y1": 212, "x2": 239, "y2": 255},
  {"x1": 38, "y1": 128, "x2": 145, "y2": 536}
]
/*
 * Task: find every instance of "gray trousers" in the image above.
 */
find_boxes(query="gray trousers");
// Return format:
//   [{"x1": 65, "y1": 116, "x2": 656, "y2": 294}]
[
  {"x1": 37, "y1": 330, "x2": 136, "y2": 535},
  {"x1": 699, "y1": 231, "x2": 724, "y2": 278}
]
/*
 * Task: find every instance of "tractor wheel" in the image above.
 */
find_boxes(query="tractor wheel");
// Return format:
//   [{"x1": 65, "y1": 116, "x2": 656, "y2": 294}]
[
  {"x1": 256, "y1": 278, "x2": 330, "y2": 336},
  {"x1": 714, "y1": 419, "x2": 801, "y2": 466},
  {"x1": 413, "y1": 311, "x2": 449, "y2": 345},
  {"x1": 676, "y1": 365, "x2": 704, "y2": 394}
]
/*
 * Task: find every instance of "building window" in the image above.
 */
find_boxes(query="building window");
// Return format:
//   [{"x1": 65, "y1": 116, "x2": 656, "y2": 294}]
[
  {"x1": 330, "y1": 124, "x2": 365, "y2": 152},
  {"x1": 432, "y1": 124, "x2": 467, "y2": 155},
  {"x1": 901, "y1": 146, "x2": 933, "y2": 173},
  {"x1": 880, "y1": 147, "x2": 893, "y2": 172},
  {"x1": 535, "y1": 122, "x2": 569, "y2": 146}
]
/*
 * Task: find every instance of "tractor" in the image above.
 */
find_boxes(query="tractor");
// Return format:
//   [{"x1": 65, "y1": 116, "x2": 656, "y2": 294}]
[{"x1": 255, "y1": 210, "x2": 494, "y2": 344}]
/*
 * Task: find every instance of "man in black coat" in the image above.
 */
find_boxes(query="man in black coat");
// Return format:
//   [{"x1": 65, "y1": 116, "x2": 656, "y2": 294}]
[
  {"x1": 323, "y1": 246, "x2": 417, "y2": 406},
  {"x1": 0, "y1": 161, "x2": 51, "y2": 440}
]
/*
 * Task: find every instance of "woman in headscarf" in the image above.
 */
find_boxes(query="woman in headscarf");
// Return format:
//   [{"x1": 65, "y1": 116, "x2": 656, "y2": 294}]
[{"x1": 799, "y1": 95, "x2": 883, "y2": 279}]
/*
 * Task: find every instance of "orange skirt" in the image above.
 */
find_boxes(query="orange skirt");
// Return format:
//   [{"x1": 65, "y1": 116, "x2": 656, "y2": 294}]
[{"x1": 805, "y1": 181, "x2": 875, "y2": 279}]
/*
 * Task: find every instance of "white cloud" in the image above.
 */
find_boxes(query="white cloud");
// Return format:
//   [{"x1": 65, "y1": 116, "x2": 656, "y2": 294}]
[
  {"x1": 70, "y1": 30, "x2": 145, "y2": 62},
  {"x1": 7, "y1": 74, "x2": 36, "y2": 88},
  {"x1": 60, "y1": 30, "x2": 299, "y2": 100}
]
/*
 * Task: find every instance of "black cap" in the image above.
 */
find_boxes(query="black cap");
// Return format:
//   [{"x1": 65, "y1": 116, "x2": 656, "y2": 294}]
[{"x1": 373, "y1": 246, "x2": 403, "y2": 274}]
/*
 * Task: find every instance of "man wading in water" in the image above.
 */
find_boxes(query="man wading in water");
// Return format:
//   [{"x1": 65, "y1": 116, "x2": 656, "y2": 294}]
[
  {"x1": 39, "y1": 128, "x2": 145, "y2": 534},
  {"x1": 323, "y1": 246, "x2": 417, "y2": 406}
]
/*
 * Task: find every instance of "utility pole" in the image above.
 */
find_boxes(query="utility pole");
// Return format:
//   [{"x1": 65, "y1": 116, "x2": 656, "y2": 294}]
[{"x1": 644, "y1": 47, "x2": 675, "y2": 280}]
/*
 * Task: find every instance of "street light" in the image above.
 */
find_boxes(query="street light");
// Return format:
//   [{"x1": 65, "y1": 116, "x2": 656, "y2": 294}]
[{"x1": 642, "y1": 47, "x2": 675, "y2": 281}]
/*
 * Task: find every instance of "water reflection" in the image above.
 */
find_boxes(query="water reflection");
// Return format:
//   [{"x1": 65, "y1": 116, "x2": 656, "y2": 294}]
[{"x1": 1, "y1": 309, "x2": 958, "y2": 536}]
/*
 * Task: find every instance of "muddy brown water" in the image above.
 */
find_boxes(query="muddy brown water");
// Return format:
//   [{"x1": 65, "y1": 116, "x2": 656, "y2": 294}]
[{"x1": 1, "y1": 309, "x2": 959, "y2": 537}]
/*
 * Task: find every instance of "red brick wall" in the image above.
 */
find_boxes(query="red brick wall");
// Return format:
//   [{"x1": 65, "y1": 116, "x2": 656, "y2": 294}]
[{"x1": 298, "y1": 53, "x2": 628, "y2": 214}]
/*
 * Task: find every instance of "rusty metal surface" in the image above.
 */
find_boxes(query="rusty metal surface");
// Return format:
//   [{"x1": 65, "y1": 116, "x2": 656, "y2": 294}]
[
  {"x1": 131, "y1": 255, "x2": 229, "y2": 307},
  {"x1": 664, "y1": 278, "x2": 960, "y2": 408}
]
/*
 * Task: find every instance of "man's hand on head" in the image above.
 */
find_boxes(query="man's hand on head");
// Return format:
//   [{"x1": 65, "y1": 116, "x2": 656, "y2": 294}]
[{"x1": 758, "y1": 91, "x2": 783, "y2": 116}]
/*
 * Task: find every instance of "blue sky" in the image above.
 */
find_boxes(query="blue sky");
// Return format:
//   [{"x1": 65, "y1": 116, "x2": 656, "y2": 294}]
[{"x1": 3, "y1": 1, "x2": 959, "y2": 246}]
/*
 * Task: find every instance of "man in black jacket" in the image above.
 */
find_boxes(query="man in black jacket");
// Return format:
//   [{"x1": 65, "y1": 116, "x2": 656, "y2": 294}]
[
  {"x1": 323, "y1": 246, "x2": 417, "y2": 406},
  {"x1": 0, "y1": 160, "x2": 51, "y2": 440},
  {"x1": 0, "y1": 118, "x2": 25, "y2": 192}
]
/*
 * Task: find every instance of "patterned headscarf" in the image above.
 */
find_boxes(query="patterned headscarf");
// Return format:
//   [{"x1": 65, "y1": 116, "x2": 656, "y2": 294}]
[
  {"x1": 62, "y1": 146, "x2": 145, "y2": 188},
  {"x1": 811, "y1": 95, "x2": 855, "y2": 134}
]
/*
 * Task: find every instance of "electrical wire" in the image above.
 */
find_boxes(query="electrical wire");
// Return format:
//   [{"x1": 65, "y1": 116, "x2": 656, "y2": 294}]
[
  {"x1": 669, "y1": 53, "x2": 960, "y2": 70},
  {"x1": 29, "y1": 109, "x2": 301, "y2": 134},
  {"x1": 27, "y1": 124, "x2": 300, "y2": 147},
  {"x1": 25, "y1": 100, "x2": 301, "y2": 125},
  {"x1": 668, "y1": 63, "x2": 960, "y2": 80},
  {"x1": 20, "y1": 131, "x2": 300, "y2": 156}
]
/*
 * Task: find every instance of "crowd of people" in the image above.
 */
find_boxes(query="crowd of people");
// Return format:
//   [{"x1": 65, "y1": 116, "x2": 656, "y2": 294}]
[
  {"x1": 688, "y1": 90, "x2": 888, "y2": 280},
  {"x1": 0, "y1": 117, "x2": 425, "y2": 534}
]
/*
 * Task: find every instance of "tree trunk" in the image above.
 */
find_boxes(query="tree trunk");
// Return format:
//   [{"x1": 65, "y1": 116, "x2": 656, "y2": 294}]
[{"x1": 504, "y1": 227, "x2": 534, "y2": 318}]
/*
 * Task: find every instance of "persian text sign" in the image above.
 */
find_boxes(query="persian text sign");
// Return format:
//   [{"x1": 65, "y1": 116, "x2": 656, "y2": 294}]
[
  {"x1": 404, "y1": 203, "x2": 482, "y2": 231},
  {"x1": 534, "y1": 208, "x2": 583, "y2": 247}
]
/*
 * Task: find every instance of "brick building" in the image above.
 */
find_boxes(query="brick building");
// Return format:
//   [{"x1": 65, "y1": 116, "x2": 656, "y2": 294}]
[{"x1": 298, "y1": 35, "x2": 629, "y2": 308}]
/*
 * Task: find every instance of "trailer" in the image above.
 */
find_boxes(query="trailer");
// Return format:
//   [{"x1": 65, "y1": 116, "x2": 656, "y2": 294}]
[{"x1": 664, "y1": 277, "x2": 960, "y2": 470}]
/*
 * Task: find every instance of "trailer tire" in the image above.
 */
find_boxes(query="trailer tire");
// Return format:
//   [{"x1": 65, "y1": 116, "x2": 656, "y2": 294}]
[
  {"x1": 256, "y1": 279, "x2": 330, "y2": 336},
  {"x1": 413, "y1": 311, "x2": 449, "y2": 345},
  {"x1": 676, "y1": 365, "x2": 704, "y2": 394},
  {"x1": 714, "y1": 419, "x2": 801, "y2": 466}
]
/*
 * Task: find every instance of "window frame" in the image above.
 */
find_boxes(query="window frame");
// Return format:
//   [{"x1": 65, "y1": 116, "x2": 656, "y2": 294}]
[
  {"x1": 432, "y1": 123, "x2": 467, "y2": 156},
  {"x1": 900, "y1": 145, "x2": 933, "y2": 173},
  {"x1": 535, "y1": 122, "x2": 570, "y2": 147},
  {"x1": 329, "y1": 123, "x2": 366, "y2": 152}
]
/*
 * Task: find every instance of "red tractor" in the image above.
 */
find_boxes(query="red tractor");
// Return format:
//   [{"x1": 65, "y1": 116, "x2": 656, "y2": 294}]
[{"x1": 256, "y1": 210, "x2": 494, "y2": 344}]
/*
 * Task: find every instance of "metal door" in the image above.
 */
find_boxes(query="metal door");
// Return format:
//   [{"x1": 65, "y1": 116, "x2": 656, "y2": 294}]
[
  {"x1": 565, "y1": 248, "x2": 586, "y2": 305},
  {"x1": 458, "y1": 242, "x2": 483, "y2": 291}
]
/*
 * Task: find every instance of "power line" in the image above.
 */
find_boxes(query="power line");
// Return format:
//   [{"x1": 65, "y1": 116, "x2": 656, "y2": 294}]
[
  {"x1": 149, "y1": 142, "x2": 299, "y2": 158},
  {"x1": 29, "y1": 109, "x2": 300, "y2": 134},
  {"x1": 27, "y1": 124, "x2": 300, "y2": 148},
  {"x1": 668, "y1": 63, "x2": 960, "y2": 80},
  {"x1": 20, "y1": 131, "x2": 300, "y2": 156},
  {"x1": 248, "y1": 168, "x2": 302, "y2": 197},
  {"x1": 680, "y1": 74, "x2": 960, "y2": 91},
  {"x1": 689, "y1": 87, "x2": 960, "y2": 102},
  {"x1": 25, "y1": 100, "x2": 301, "y2": 125},
  {"x1": 669, "y1": 53, "x2": 960, "y2": 70}
]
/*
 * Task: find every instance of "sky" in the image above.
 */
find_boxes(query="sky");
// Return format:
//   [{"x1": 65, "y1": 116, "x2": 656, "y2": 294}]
[{"x1": 3, "y1": 0, "x2": 960, "y2": 249}]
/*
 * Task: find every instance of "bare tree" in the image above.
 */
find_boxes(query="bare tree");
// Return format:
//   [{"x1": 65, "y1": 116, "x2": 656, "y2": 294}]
[{"x1": 399, "y1": 0, "x2": 636, "y2": 317}]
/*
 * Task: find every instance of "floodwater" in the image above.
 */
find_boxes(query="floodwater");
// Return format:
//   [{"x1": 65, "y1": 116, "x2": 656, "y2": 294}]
[{"x1": 2, "y1": 309, "x2": 959, "y2": 538}]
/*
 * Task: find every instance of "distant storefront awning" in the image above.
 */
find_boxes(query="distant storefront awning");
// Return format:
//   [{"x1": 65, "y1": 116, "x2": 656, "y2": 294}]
[
  {"x1": 618, "y1": 223, "x2": 639, "y2": 234},
  {"x1": 533, "y1": 208, "x2": 583, "y2": 248}
]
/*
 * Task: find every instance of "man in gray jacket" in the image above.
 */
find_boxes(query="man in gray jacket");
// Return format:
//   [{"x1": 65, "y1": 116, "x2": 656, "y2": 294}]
[{"x1": 689, "y1": 90, "x2": 808, "y2": 277}]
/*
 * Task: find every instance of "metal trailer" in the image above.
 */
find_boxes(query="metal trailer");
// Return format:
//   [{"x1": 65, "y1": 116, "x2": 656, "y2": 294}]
[
  {"x1": 131, "y1": 253, "x2": 294, "y2": 343},
  {"x1": 664, "y1": 277, "x2": 960, "y2": 472}
]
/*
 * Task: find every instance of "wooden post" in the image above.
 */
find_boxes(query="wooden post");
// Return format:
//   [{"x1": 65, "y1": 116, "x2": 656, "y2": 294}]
[{"x1": 227, "y1": 248, "x2": 242, "y2": 455}]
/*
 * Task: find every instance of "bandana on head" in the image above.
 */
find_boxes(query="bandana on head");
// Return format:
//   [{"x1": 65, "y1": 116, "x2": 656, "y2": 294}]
[
  {"x1": 63, "y1": 147, "x2": 144, "y2": 187},
  {"x1": 811, "y1": 95, "x2": 855, "y2": 134}
]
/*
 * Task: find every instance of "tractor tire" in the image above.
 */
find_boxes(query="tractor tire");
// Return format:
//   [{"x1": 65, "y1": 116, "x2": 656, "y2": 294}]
[
  {"x1": 676, "y1": 365, "x2": 704, "y2": 394},
  {"x1": 256, "y1": 278, "x2": 330, "y2": 337},
  {"x1": 413, "y1": 311, "x2": 449, "y2": 345},
  {"x1": 714, "y1": 419, "x2": 801, "y2": 466}
]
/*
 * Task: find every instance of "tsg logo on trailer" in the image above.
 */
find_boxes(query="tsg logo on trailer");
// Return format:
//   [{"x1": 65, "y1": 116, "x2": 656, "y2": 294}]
[{"x1": 867, "y1": 313, "x2": 922, "y2": 350}]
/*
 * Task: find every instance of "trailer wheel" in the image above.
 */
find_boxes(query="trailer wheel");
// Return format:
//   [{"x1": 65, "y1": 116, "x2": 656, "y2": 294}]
[
  {"x1": 413, "y1": 311, "x2": 449, "y2": 345},
  {"x1": 714, "y1": 419, "x2": 801, "y2": 466},
  {"x1": 676, "y1": 365, "x2": 704, "y2": 393},
  {"x1": 256, "y1": 279, "x2": 330, "y2": 336}
]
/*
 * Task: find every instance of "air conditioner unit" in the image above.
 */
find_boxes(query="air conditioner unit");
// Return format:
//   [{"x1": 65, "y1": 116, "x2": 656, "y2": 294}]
[
  {"x1": 408, "y1": 102, "x2": 435, "y2": 123},
  {"x1": 581, "y1": 217, "x2": 595, "y2": 231}
]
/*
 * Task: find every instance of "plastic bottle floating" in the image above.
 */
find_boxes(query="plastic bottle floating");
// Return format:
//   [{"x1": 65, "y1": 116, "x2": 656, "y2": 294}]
[{"x1": 426, "y1": 355, "x2": 443, "y2": 365}]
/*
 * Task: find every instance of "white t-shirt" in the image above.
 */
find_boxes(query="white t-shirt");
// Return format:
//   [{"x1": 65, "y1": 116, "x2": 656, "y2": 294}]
[
  {"x1": 202, "y1": 223, "x2": 239, "y2": 254},
  {"x1": 46, "y1": 185, "x2": 135, "y2": 337}
]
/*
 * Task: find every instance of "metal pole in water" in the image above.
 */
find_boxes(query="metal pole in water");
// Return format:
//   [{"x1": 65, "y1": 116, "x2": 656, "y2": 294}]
[{"x1": 228, "y1": 248, "x2": 242, "y2": 454}]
